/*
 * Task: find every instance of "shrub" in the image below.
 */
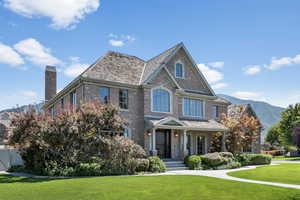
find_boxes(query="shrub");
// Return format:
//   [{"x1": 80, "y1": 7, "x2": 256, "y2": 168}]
[
  {"x1": 8, "y1": 102, "x2": 148, "y2": 176},
  {"x1": 186, "y1": 155, "x2": 202, "y2": 170},
  {"x1": 74, "y1": 163, "x2": 102, "y2": 176},
  {"x1": 148, "y1": 156, "x2": 166, "y2": 173},
  {"x1": 136, "y1": 159, "x2": 150, "y2": 172},
  {"x1": 201, "y1": 152, "x2": 240, "y2": 170},
  {"x1": 236, "y1": 154, "x2": 272, "y2": 166},
  {"x1": 201, "y1": 152, "x2": 225, "y2": 167}
]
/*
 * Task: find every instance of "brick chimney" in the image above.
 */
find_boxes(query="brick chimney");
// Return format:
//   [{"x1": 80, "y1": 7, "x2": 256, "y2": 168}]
[{"x1": 45, "y1": 66, "x2": 57, "y2": 102}]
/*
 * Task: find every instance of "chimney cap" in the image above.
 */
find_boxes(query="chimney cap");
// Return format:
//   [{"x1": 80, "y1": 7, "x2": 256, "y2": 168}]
[{"x1": 46, "y1": 65, "x2": 56, "y2": 72}]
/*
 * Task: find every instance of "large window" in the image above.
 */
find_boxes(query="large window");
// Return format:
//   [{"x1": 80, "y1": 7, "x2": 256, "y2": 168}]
[
  {"x1": 183, "y1": 98, "x2": 203, "y2": 117},
  {"x1": 119, "y1": 89, "x2": 128, "y2": 109},
  {"x1": 175, "y1": 62, "x2": 184, "y2": 78},
  {"x1": 100, "y1": 87, "x2": 109, "y2": 103},
  {"x1": 152, "y1": 88, "x2": 171, "y2": 113}
]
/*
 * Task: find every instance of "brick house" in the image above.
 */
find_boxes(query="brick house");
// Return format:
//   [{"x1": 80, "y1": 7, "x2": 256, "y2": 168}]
[
  {"x1": 43, "y1": 42, "x2": 232, "y2": 159},
  {"x1": 228, "y1": 104, "x2": 262, "y2": 153}
]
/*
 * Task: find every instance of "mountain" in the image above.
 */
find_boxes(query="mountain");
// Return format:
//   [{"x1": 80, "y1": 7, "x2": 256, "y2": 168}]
[
  {"x1": 0, "y1": 103, "x2": 43, "y2": 120},
  {"x1": 218, "y1": 94, "x2": 285, "y2": 142}
]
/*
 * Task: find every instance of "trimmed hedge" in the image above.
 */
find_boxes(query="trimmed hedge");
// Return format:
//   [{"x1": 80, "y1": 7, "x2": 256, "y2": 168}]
[
  {"x1": 236, "y1": 154, "x2": 272, "y2": 166},
  {"x1": 148, "y1": 156, "x2": 166, "y2": 172},
  {"x1": 186, "y1": 155, "x2": 202, "y2": 170}
]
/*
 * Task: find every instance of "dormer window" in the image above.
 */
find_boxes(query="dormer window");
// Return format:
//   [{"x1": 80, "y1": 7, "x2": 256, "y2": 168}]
[{"x1": 175, "y1": 61, "x2": 184, "y2": 78}]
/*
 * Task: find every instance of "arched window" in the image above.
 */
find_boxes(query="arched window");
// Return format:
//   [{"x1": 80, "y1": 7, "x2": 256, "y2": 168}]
[
  {"x1": 175, "y1": 62, "x2": 184, "y2": 78},
  {"x1": 152, "y1": 88, "x2": 171, "y2": 113}
]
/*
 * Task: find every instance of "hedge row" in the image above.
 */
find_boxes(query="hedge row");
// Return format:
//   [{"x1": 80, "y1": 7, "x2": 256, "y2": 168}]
[
  {"x1": 185, "y1": 153, "x2": 271, "y2": 170},
  {"x1": 9, "y1": 156, "x2": 166, "y2": 176}
]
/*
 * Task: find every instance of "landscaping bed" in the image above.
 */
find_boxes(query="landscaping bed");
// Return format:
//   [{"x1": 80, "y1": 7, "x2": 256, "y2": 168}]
[
  {"x1": 1, "y1": 174, "x2": 300, "y2": 200},
  {"x1": 228, "y1": 163, "x2": 300, "y2": 185}
]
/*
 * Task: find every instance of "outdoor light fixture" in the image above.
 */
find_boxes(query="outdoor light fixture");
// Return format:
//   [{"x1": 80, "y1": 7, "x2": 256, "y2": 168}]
[
  {"x1": 147, "y1": 131, "x2": 152, "y2": 136},
  {"x1": 174, "y1": 132, "x2": 179, "y2": 137}
]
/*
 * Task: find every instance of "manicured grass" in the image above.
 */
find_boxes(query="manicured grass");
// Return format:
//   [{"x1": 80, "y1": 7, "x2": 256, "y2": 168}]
[
  {"x1": 0, "y1": 174, "x2": 300, "y2": 200},
  {"x1": 228, "y1": 164, "x2": 300, "y2": 185},
  {"x1": 273, "y1": 156, "x2": 300, "y2": 161}
]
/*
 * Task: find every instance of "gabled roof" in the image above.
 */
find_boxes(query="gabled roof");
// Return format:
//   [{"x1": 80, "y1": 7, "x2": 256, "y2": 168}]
[
  {"x1": 140, "y1": 43, "x2": 181, "y2": 83},
  {"x1": 82, "y1": 51, "x2": 146, "y2": 85}
]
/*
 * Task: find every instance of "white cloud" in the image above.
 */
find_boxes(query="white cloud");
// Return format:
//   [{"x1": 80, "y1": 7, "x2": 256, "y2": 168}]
[
  {"x1": 109, "y1": 39, "x2": 124, "y2": 47},
  {"x1": 244, "y1": 65, "x2": 261, "y2": 75},
  {"x1": 0, "y1": 42, "x2": 24, "y2": 66},
  {"x1": 14, "y1": 38, "x2": 62, "y2": 67},
  {"x1": 197, "y1": 64, "x2": 223, "y2": 84},
  {"x1": 212, "y1": 82, "x2": 228, "y2": 89},
  {"x1": 208, "y1": 61, "x2": 224, "y2": 69},
  {"x1": 263, "y1": 54, "x2": 300, "y2": 70},
  {"x1": 108, "y1": 34, "x2": 135, "y2": 47},
  {"x1": 4, "y1": 0, "x2": 100, "y2": 29},
  {"x1": 20, "y1": 90, "x2": 37, "y2": 98},
  {"x1": 64, "y1": 57, "x2": 89, "y2": 77},
  {"x1": 233, "y1": 91, "x2": 264, "y2": 100}
]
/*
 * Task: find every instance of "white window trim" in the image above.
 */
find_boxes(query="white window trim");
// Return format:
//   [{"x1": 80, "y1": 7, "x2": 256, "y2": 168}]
[
  {"x1": 174, "y1": 60, "x2": 185, "y2": 79},
  {"x1": 182, "y1": 97, "x2": 205, "y2": 118},
  {"x1": 151, "y1": 87, "x2": 173, "y2": 114}
]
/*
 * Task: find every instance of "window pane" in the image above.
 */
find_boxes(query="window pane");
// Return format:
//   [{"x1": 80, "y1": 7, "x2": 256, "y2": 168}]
[
  {"x1": 152, "y1": 89, "x2": 170, "y2": 112},
  {"x1": 183, "y1": 98, "x2": 203, "y2": 117},
  {"x1": 100, "y1": 87, "x2": 109, "y2": 103},
  {"x1": 176, "y1": 63, "x2": 183, "y2": 78},
  {"x1": 119, "y1": 89, "x2": 128, "y2": 109}
]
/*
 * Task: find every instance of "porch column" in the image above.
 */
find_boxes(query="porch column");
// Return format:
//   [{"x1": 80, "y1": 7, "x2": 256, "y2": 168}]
[
  {"x1": 221, "y1": 131, "x2": 227, "y2": 152},
  {"x1": 151, "y1": 128, "x2": 157, "y2": 156},
  {"x1": 182, "y1": 130, "x2": 188, "y2": 158}
]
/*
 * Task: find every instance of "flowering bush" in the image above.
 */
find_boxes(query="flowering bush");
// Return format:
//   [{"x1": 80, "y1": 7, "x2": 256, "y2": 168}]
[{"x1": 8, "y1": 102, "x2": 146, "y2": 176}]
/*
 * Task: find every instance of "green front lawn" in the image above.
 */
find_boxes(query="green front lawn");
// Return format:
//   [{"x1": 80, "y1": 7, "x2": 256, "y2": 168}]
[
  {"x1": 0, "y1": 174, "x2": 300, "y2": 200},
  {"x1": 272, "y1": 156, "x2": 300, "y2": 161},
  {"x1": 228, "y1": 164, "x2": 300, "y2": 185}
]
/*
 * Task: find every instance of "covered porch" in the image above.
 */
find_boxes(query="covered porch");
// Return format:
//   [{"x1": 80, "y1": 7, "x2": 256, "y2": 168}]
[{"x1": 145, "y1": 117, "x2": 228, "y2": 160}]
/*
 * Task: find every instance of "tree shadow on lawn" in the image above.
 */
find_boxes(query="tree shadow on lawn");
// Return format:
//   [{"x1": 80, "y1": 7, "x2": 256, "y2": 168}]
[{"x1": 0, "y1": 174, "x2": 58, "y2": 184}]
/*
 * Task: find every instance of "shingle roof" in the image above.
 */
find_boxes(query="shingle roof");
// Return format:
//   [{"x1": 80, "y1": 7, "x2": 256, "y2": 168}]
[
  {"x1": 82, "y1": 43, "x2": 182, "y2": 85},
  {"x1": 140, "y1": 43, "x2": 181, "y2": 83},
  {"x1": 82, "y1": 51, "x2": 146, "y2": 85}
]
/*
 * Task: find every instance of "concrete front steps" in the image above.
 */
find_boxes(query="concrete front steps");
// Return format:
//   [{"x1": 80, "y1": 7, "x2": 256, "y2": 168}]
[{"x1": 163, "y1": 159, "x2": 189, "y2": 171}]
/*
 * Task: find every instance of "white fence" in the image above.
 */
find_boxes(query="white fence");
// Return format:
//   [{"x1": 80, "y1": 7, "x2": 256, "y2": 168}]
[{"x1": 0, "y1": 149, "x2": 23, "y2": 171}]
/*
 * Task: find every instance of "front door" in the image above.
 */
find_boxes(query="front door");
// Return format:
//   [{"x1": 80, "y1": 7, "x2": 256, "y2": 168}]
[
  {"x1": 156, "y1": 130, "x2": 171, "y2": 159},
  {"x1": 196, "y1": 136, "x2": 206, "y2": 155}
]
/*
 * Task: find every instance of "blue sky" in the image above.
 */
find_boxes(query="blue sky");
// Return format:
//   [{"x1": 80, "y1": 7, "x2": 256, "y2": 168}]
[{"x1": 0, "y1": 0, "x2": 300, "y2": 110}]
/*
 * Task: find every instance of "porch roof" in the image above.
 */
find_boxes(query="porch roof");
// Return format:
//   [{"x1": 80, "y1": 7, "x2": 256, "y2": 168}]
[{"x1": 145, "y1": 117, "x2": 228, "y2": 132}]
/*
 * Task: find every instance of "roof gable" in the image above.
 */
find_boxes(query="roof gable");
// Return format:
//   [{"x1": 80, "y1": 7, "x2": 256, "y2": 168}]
[{"x1": 143, "y1": 43, "x2": 216, "y2": 96}]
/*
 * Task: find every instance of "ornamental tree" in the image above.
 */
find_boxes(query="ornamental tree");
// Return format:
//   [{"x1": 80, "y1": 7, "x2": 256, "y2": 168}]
[{"x1": 220, "y1": 113, "x2": 261, "y2": 154}]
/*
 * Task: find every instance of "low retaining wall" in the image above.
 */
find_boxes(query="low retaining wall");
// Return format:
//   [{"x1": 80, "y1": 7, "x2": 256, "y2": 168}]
[{"x1": 0, "y1": 149, "x2": 23, "y2": 171}]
